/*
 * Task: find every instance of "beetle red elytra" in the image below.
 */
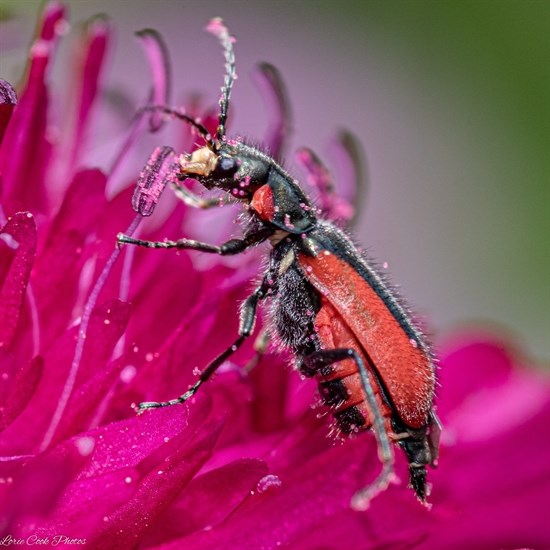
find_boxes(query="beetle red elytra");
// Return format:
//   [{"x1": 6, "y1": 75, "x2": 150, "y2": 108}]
[{"x1": 117, "y1": 18, "x2": 441, "y2": 510}]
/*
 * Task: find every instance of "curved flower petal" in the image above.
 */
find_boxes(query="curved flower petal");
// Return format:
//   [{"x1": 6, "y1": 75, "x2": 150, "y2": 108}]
[
  {"x1": 253, "y1": 62, "x2": 292, "y2": 159},
  {"x1": 0, "y1": 212, "x2": 37, "y2": 350},
  {"x1": 0, "y1": 356, "x2": 43, "y2": 431},
  {"x1": 0, "y1": 79, "x2": 17, "y2": 146},
  {"x1": 0, "y1": 298, "x2": 130, "y2": 454},
  {"x1": 135, "y1": 29, "x2": 172, "y2": 133},
  {"x1": 141, "y1": 458, "x2": 269, "y2": 547},
  {"x1": 8, "y1": 397, "x2": 221, "y2": 543},
  {"x1": 0, "y1": 2, "x2": 66, "y2": 214}
]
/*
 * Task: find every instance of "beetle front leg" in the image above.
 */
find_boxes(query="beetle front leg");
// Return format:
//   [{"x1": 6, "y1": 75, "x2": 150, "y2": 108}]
[
  {"x1": 301, "y1": 348, "x2": 397, "y2": 510},
  {"x1": 117, "y1": 234, "x2": 245, "y2": 255},
  {"x1": 117, "y1": 223, "x2": 273, "y2": 256},
  {"x1": 118, "y1": 232, "x2": 262, "y2": 257},
  {"x1": 138, "y1": 285, "x2": 267, "y2": 412}
]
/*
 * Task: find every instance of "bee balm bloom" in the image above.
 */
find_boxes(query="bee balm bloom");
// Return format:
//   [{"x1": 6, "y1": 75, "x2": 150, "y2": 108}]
[{"x1": 0, "y1": 4, "x2": 548, "y2": 549}]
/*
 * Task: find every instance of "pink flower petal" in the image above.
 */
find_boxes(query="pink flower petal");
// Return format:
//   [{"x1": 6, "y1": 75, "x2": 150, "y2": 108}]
[
  {"x1": 249, "y1": 351, "x2": 290, "y2": 433},
  {"x1": 28, "y1": 169, "x2": 108, "y2": 344},
  {"x1": 76, "y1": 297, "x2": 131, "y2": 384},
  {"x1": 43, "y1": 400, "x2": 222, "y2": 545},
  {"x1": 39, "y1": 290, "x2": 132, "y2": 450},
  {"x1": 0, "y1": 3, "x2": 66, "y2": 214},
  {"x1": 8, "y1": 398, "x2": 219, "y2": 540},
  {"x1": 331, "y1": 130, "x2": 366, "y2": 211},
  {"x1": 76, "y1": 186, "x2": 136, "y2": 305},
  {"x1": 0, "y1": 356, "x2": 43, "y2": 431},
  {"x1": 423, "y1": 402, "x2": 550, "y2": 548},
  {"x1": 0, "y1": 212, "x2": 37, "y2": 349},
  {"x1": 253, "y1": 63, "x2": 292, "y2": 158},
  {"x1": 289, "y1": 504, "x2": 428, "y2": 550},
  {"x1": 90, "y1": 421, "x2": 222, "y2": 549},
  {"x1": 30, "y1": 230, "x2": 85, "y2": 345},
  {"x1": 154, "y1": 438, "x2": 401, "y2": 550},
  {"x1": 438, "y1": 337, "x2": 516, "y2": 417},
  {"x1": 39, "y1": 2, "x2": 67, "y2": 42},
  {"x1": 119, "y1": 251, "x2": 199, "y2": 362},
  {"x1": 66, "y1": 16, "x2": 111, "y2": 173},
  {"x1": 0, "y1": 299, "x2": 129, "y2": 453},
  {"x1": 0, "y1": 79, "x2": 17, "y2": 146},
  {"x1": 82, "y1": 396, "x2": 214, "y2": 478},
  {"x1": 141, "y1": 458, "x2": 268, "y2": 546},
  {"x1": 136, "y1": 29, "x2": 172, "y2": 132},
  {"x1": 51, "y1": 356, "x2": 125, "y2": 442},
  {"x1": 1, "y1": 8, "x2": 547, "y2": 549},
  {"x1": 49, "y1": 169, "x2": 108, "y2": 238},
  {"x1": 4, "y1": 441, "x2": 90, "y2": 537},
  {"x1": 115, "y1": 272, "x2": 254, "y2": 412},
  {"x1": 296, "y1": 146, "x2": 335, "y2": 208},
  {"x1": 296, "y1": 143, "x2": 357, "y2": 223}
]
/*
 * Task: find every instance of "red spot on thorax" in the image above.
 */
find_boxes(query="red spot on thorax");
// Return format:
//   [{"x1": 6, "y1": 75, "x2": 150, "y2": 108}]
[{"x1": 251, "y1": 184, "x2": 275, "y2": 222}]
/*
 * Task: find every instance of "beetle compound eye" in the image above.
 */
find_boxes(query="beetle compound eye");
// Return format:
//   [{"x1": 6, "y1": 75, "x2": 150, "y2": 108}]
[
  {"x1": 214, "y1": 155, "x2": 238, "y2": 177},
  {"x1": 220, "y1": 156, "x2": 236, "y2": 172}
]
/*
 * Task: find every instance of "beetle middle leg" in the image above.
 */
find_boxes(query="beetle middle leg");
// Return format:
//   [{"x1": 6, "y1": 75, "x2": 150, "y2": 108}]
[
  {"x1": 171, "y1": 182, "x2": 237, "y2": 210},
  {"x1": 138, "y1": 284, "x2": 267, "y2": 412},
  {"x1": 242, "y1": 328, "x2": 271, "y2": 374},
  {"x1": 301, "y1": 348, "x2": 397, "y2": 510}
]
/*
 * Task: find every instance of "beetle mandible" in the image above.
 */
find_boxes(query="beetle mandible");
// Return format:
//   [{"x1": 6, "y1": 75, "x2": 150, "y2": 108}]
[{"x1": 118, "y1": 18, "x2": 441, "y2": 510}]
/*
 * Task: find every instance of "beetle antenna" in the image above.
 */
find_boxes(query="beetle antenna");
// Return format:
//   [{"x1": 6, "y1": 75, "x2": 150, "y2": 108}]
[
  {"x1": 140, "y1": 105, "x2": 214, "y2": 148},
  {"x1": 206, "y1": 18, "x2": 236, "y2": 145}
]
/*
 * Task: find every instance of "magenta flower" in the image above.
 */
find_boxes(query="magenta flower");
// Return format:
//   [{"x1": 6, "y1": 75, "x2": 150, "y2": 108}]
[{"x1": 1, "y1": 4, "x2": 549, "y2": 549}]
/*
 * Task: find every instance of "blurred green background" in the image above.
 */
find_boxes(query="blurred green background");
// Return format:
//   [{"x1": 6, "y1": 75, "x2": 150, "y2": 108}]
[{"x1": 1, "y1": 0, "x2": 548, "y2": 362}]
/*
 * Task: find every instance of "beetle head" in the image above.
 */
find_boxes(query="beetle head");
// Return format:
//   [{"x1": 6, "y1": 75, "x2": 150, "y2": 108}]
[{"x1": 179, "y1": 143, "x2": 270, "y2": 200}]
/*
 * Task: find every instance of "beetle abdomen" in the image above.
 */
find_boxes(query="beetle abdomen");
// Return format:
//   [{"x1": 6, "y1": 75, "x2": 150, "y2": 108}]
[
  {"x1": 297, "y1": 232, "x2": 435, "y2": 430},
  {"x1": 315, "y1": 298, "x2": 393, "y2": 434}
]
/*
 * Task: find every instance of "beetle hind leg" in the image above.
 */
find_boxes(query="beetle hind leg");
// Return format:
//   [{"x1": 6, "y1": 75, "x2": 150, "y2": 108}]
[
  {"x1": 301, "y1": 348, "x2": 398, "y2": 510},
  {"x1": 137, "y1": 334, "x2": 248, "y2": 413}
]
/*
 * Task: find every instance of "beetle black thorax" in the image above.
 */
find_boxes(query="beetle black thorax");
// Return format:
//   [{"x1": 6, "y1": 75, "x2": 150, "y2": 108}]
[{"x1": 266, "y1": 236, "x2": 322, "y2": 359}]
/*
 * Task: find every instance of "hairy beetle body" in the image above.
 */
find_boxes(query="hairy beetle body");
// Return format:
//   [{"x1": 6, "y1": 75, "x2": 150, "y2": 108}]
[
  {"x1": 262, "y1": 218, "x2": 437, "y2": 500},
  {"x1": 118, "y1": 18, "x2": 441, "y2": 509}
]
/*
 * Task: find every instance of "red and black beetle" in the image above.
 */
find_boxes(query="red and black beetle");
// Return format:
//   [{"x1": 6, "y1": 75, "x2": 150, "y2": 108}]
[{"x1": 118, "y1": 18, "x2": 441, "y2": 510}]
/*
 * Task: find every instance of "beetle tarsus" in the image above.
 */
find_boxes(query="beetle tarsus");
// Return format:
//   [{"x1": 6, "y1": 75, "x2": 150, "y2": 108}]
[
  {"x1": 350, "y1": 462, "x2": 399, "y2": 511},
  {"x1": 302, "y1": 348, "x2": 398, "y2": 509},
  {"x1": 116, "y1": 233, "x2": 134, "y2": 245},
  {"x1": 137, "y1": 382, "x2": 201, "y2": 412}
]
